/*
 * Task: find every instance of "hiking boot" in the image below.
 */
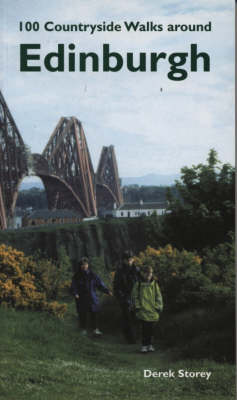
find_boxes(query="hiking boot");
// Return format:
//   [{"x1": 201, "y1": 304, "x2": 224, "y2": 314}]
[
  {"x1": 80, "y1": 329, "x2": 87, "y2": 336},
  {"x1": 93, "y1": 328, "x2": 103, "y2": 336},
  {"x1": 141, "y1": 346, "x2": 148, "y2": 353},
  {"x1": 148, "y1": 345, "x2": 155, "y2": 352}
]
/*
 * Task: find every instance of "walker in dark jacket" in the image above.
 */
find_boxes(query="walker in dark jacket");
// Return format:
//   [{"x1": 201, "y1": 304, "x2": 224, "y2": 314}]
[
  {"x1": 71, "y1": 258, "x2": 111, "y2": 335},
  {"x1": 113, "y1": 251, "x2": 140, "y2": 343},
  {"x1": 71, "y1": 270, "x2": 109, "y2": 312}
]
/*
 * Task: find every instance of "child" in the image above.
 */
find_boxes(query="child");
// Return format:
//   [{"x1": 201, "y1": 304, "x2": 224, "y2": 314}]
[
  {"x1": 132, "y1": 265, "x2": 163, "y2": 353},
  {"x1": 71, "y1": 257, "x2": 112, "y2": 336}
]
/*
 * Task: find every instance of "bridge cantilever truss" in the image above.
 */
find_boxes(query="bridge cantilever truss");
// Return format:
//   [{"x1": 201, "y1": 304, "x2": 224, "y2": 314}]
[
  {"x1": 96, "y1": 145, "x2": 123, "y2": 211},
  {"x1": 0, "y1": 184, "x2": 7, "y2": 229},
  {"x1": 39, "y1": 117, "x2": 97, "y2": 217},
  {"x1": 0, "y1": 91, "x2": 28, "y2": 228},
  {"x1": 0, "y1": 90, "x2": 123, "y2": 228}
]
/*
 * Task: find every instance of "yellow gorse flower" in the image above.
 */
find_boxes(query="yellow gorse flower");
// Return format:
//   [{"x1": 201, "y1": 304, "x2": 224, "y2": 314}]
[{"x1": 0, "y1": 244, "x2": 67, "y2": 318}]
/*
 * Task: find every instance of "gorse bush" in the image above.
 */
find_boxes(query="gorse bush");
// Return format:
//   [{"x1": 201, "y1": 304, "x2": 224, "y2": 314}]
[
  {"x1": 0, "y1": 244, "x2": 67, "y2": 318},
  {"x1": 134, "y1": 239, "x2": 235, "y2": 313},
  {"x1": 29, "y1": 258, "x2": 71, "y2": 300},
  {"x1": 131, "y1": 240, "x2": 235, "y2": 361},
  {"x1": 134, "y1": 244, "x2": 205, "y2": 312},
  {"x1": 29, "y1": 253, "x2": 71, "y2": 300}
]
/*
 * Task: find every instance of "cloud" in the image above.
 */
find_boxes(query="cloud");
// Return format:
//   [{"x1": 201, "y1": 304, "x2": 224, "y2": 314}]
[{"x1": 0, "y1": 0, "x2": 234, "y2": 176}]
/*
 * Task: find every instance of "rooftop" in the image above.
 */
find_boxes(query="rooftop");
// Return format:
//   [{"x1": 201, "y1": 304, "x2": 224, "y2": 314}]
[
  {"x1": 26, "y1": 209, "x2": 81, "y2": 219},
  {"x1": 119, "y1": 202, "x2": 167, "y2": 211}
]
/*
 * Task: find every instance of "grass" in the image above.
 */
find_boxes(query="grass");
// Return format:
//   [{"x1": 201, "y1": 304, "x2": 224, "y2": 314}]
[{"x1": 0, "y1": 304, "x2": 235, "y2": 400}]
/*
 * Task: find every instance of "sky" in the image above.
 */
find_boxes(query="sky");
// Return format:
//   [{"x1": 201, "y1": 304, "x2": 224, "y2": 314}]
[{"x1": 0, "y1": 0, "x2": 235, "y2": 179}]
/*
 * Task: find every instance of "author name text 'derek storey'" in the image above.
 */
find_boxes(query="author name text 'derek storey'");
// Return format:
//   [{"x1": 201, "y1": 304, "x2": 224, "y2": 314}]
[{"x1": 144, "y1": 370, "x2": 212, "y2": 380}]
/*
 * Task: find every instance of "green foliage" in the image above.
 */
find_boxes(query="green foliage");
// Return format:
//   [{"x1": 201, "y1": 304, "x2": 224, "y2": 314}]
[
  {"x1": 90, "y1": 256, "x2": 110, "y2": 287},
  {"x1": 200, "y1": 235, "x2": 235, "y2": 308},
  {"x1": 57, "y1": 245, "x2": 72, "y2": 281},
  {"x1": 135, "y1": 238, "x2": 235, "y2": 312},
  {"x1": 164, "y1": 149, "x2": 235, "y2": 249},
  {"x1": 134, "y1": 238, "x2": 235, "y2": 361},
  {"x1": 139, "y1": 213, "x2": 167, "y2": 248},
  {"x1": 29, "y1": 246, "x2": 72, "y2": 300},
  {"x1": 122, "y1": 184, "x2": 178, "y2": 203},
  {"x1": 0, "y1": 217, "x2": 167, "y2": 270},
  {"x1": 0, "y1": 244, "x2": 67, "y2": 317},
  {"x1": 16, "y1": 187, "x2": 48, "y2": 209},
  {"x1": 88, "y1": 256, "x2": 114, "y2": 303},
  {"x1": 135, "y1": 245, "x2": 206, "y2": 312}
]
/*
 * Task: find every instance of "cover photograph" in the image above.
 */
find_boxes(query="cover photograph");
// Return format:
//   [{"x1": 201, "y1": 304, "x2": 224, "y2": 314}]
[{"x1": 0, "y1": 1, "x2": 235, "y2": 399}]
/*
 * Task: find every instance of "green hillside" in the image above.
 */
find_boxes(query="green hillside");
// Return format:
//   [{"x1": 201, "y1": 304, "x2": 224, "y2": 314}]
[{"x1": 0, "y1": 304, "x2": 235, "y2": 400}]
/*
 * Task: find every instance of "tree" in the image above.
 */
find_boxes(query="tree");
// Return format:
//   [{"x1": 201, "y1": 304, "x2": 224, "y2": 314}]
[
  {"x1": 164, "y1": 149, "x2": 235, "y2": 250},
  {"x1": 16, "y1": 187, "x2": 48, "y2": 210},
  {"x1": 122, "y1": 184, "x2": 177, "y2": 203}
]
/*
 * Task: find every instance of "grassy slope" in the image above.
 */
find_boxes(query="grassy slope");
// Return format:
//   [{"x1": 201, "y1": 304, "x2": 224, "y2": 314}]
[{"x1": 0, "y1": 305, "x2": 235, "y2": 400}]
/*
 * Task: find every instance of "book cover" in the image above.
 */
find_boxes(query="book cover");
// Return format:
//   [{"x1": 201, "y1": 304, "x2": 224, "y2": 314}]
[{"x1": 0, "y1": 1, "x2": 235, "y2": 399}]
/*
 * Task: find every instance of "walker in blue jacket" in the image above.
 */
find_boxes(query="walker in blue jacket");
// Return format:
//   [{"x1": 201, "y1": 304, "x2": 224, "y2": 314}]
[{"x1": 71, "y1": 257, "x2": 112, "y2": 336}]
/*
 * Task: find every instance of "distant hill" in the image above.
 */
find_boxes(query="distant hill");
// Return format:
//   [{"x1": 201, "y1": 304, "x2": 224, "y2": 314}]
[
  {"x1": 121, "y1": 173, "x2": 180, "y2": 186},
  {"x1": 20, "y1": 181, "x2": 44, "y2": 191}
]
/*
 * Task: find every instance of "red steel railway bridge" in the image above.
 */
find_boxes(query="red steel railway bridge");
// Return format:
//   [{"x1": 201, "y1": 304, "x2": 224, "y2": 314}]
[{"x1": 0, "y1": 90, "x2": 123, "y2": 229}]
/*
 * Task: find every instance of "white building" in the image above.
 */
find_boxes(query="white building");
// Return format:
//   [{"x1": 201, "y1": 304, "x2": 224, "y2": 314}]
[{"x1": 112, "y1": 200, "x2": 167, "y2": 218}]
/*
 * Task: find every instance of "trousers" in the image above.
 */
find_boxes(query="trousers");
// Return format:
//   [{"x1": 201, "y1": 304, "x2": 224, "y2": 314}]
[
  {"x1": 79, "y1": 310, "x2": 98, "y2": 330},
  {"x1": 120, "y1": 303, "x2": 136, "y2": 343},
  {"x1": 141, "y1": 320, "x2": 156, "y2": 346},
  {"x1": 75, "y1": 298, "x2": 98, "y2": 330}
]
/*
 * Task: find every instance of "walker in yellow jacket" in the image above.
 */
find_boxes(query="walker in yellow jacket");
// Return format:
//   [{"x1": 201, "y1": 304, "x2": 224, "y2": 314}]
[{"x1": 132, "y1": 266, "x2": 163, "y2": 352}]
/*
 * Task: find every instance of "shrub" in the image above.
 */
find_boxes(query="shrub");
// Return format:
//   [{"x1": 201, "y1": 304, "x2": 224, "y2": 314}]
[
  {"x1": 133, "y1": 240, "x2": 235, "y2": 361},
  {"x1": 0, "y1": 244, "x2": 67, "y2": 318},
  {"x1": 201, "y1": 235, "x2": 235, "y2": 308},
  {"x1": 28, "y1": 257, "x2": 70, "y2": 300},
  {"x1": 134, "y1": 240, "x2": 235, "y2": 313},
  {"x1": 90, "y1": 256, "x2": 112, "y2": 290},
  {"x1": 134, "y1": 244, "x2": 208, "y2": 312}
]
